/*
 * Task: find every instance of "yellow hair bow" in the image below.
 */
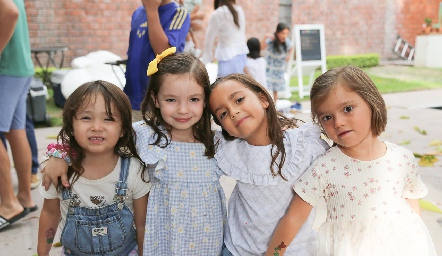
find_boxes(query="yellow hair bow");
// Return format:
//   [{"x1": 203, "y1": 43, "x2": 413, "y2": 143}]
[{"x1": 147, "y1": 47, "x2": 177, "y2": 76}]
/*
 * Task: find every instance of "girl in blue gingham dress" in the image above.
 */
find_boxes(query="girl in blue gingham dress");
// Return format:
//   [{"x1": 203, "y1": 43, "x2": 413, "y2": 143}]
[{"x1": 138, "y1": 51, "x2": 226, "y2": 255}]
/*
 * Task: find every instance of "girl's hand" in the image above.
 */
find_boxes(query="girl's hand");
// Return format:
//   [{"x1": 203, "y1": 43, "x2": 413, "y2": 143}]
[
  {"x1": 265, "y1": 195, "x2": 313, "y2": 256},
  {"x1": 41, "y1": 157, "x2": 70, "y2": 190}
]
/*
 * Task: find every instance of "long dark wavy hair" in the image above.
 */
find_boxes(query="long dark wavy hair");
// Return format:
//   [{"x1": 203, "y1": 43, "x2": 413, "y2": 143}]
[
  {"x1": 210, "y1": 74, "x2": 300, "y2": 179},
  {"x1": 214, "y1": 0, "x2": 239, "y2": 28},
  {"x1": 56, "y1": 80, "x2": 146, "y2": 192},
  {"x1": 140, "y1": 53, "x2": 215, "y2": 158},
  {"x1": 272, "y1": 22, "x2": 290, "y2": 53}
]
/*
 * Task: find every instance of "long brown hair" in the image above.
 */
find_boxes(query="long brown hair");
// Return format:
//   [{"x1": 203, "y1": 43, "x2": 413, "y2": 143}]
[
  {"x1": 210, "y1": 74, "x2": 299, "y2": 179},
  {"x1": 57, "y1": 80, "x2": 146, "y2": 191},
  {"x1": 310, "y1": 66, "x2": 387, "y2": 137},
  {"x1": 140, "y1": 53, "x2": 215, "y2": 158},
  {"x1": 272, "y1": 22, "x2": 290, "y2": 53},
  {"x1": 214, "y1": 0, "x2": 239, "y2": 28}
]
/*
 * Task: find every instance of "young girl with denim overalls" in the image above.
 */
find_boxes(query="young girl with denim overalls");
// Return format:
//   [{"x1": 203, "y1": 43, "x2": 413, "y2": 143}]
[{"x1": 37, "y1": 81, "x2": 150, "y2": 256}]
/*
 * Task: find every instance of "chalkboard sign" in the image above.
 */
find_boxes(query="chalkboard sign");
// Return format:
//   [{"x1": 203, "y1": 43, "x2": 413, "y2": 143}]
[
  {"x1": 286, "y1": 24, "x2": 327, "y2": 98},
  {"x1": 300, "y1": 29, "x2": 322, "y2": 61}
]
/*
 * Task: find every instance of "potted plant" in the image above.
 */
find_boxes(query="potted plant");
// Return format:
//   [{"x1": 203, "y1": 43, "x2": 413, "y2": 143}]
[{"x1": 424, "y1": 18, "x2": 432, "y2": 34}]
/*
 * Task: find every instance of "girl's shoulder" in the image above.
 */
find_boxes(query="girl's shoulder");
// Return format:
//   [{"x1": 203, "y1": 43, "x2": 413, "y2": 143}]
[
  {"x1": 132, "y1": 121, "x2": 169, "y2": 165},
  {"x1": 283, "y1": 122, "x2": 328, "y2": 150},
  {"x1": 133, "y1": 121, "x2": 168, "y2": 142},
  {"x1": 214, "y1": 122, "x2": 329, "y2": 185}
]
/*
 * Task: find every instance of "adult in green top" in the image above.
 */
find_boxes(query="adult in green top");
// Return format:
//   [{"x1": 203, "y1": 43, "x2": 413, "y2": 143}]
[{"x1": 0, "y1": 0, "x2": 36, "y2": 231}]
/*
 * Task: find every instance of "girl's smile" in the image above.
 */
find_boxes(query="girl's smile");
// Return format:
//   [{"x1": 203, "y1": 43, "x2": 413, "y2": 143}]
[
  {"x1": 209, "y1": 79, "x2": 270, "y2": 146},
  {"x1": 72, "y1": 94, "x2": 123, "y2": 157},
  {"x1": 153, "y1": 74, "x2": 205, "y2": 141}
]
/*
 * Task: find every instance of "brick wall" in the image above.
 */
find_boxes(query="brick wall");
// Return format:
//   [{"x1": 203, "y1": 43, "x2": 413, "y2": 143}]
[
  {"x1": 26, "y1": 0, "x2": 138, "y2": 67},
  {"x1": 25, "y1": 0, "x2": 441, "y2": 68},
  {"x1": 397, "y1": 0, "x2": 441, "y2": 46}
]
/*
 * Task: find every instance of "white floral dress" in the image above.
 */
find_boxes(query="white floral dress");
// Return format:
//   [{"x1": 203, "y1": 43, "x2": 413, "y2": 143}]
[
  {"x1": 134, "y1": 122, "x2": 226, "y2": 256},
  {"x1": 294, "y1": 141, "x2": 437, "y2": 256}
]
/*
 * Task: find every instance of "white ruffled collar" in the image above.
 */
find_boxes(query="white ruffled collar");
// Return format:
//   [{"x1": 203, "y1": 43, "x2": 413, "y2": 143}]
[{"x1": 214, "y1": 122, "x2": 323, "y2": 185}]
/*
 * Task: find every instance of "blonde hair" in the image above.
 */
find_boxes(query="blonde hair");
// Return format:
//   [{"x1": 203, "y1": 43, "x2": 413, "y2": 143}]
[{"x1": 310, "y1": 66, "x2": 387, "y2": 137}]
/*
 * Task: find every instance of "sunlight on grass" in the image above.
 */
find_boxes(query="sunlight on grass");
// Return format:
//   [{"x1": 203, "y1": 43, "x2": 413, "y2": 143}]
[{"x1": 287, "y1": 67, "x2": 442, "y2": 102}]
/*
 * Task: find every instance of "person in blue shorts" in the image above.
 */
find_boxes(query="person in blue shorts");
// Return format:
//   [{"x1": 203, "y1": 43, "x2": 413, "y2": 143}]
[
  {"x1": 0, "y1": 0, "x2": 37, "y2": 231},
  {"x1": 124, "y1": 0, "x2": 190, "y2": 119}
]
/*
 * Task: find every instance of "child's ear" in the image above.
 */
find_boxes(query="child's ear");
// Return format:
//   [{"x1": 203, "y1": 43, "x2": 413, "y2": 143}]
[
  {"x1": 151, "y1": 93, "x2": 159, "y2": 108},
  {"x1": 259, "y1": 93, "x2": 270, "y2": 109}
]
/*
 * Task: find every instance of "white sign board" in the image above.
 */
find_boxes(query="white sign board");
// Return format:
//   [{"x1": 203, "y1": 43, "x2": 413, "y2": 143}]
[{"x1": 286, "y1": 24, "x2": 327, "y2": 98}]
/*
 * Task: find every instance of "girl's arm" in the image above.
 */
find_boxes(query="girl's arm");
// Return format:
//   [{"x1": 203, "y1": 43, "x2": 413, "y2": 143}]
[
  {"x1": 406, "y1": 198, "x2": 421, "y2": 215},
  {"x1": 37, "y1": 198, "x2": 61, "y2": 256},
  {"x1": 265, "y1": 194, "x2": 313, "y2": 256},
  {"x1": 41, "y1": 157, "x2": 70, "y2": 190},
  {"x1": 260, "y1": 35, "x2": 272, "y2": 50},
  {"x1": 244, "y1": 66, "x2": 250, "y2": 75},
  {"x1": 285, "y1": 48, "x2": 293, "y2": 62},
  {"x1": 133, "y1": 193, "x2": 149, "y2": 255}
]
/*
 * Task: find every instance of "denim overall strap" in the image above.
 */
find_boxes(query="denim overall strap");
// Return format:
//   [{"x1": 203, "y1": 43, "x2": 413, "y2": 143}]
[
  {"x1": 61, "y1": 186, "x2": 71, "y2": 201},
  {"x1": 114, "y1": 157, "x2": 130, "y2": 202},
  {"x1": 61, "y1": 187, "x2": 79, "y2": 208}
]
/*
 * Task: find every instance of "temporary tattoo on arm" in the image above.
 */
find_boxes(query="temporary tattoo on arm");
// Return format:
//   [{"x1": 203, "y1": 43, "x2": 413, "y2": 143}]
[
  {"x1": 45, "y1": 228, "x2": 56, "y2": 244},
  {"x1": 273, "y1": 241, "x2": 287, "y2": 256}
]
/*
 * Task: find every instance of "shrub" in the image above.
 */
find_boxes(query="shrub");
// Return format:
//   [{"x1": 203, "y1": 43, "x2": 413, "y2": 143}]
[
  {"x1": 34, "y1": 67, "x2": 57, "y2": 82},
  {"x1": 326, "y1": 53, "x2": 379, "y2": 69}
]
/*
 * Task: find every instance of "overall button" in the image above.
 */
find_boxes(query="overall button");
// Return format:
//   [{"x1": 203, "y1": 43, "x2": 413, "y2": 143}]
[
  {"x1": 68, "y1": 208, "x2": 74, "y2": 214},
  {"x1": 117, "y1": 203, "x2": 123, "y2": 210}
]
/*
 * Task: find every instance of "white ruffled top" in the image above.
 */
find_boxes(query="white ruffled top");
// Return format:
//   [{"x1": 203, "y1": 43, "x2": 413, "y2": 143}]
[
  {"x1": 202, "y1": 5, "x2": 249, "y2": 63},
  {"x1": 216, "y1": 122, "x2": 329, "y2": 256}
]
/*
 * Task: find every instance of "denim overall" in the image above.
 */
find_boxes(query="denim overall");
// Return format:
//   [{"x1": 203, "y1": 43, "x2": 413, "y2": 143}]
[{"x1": 60, "y1": 157, "x2": 137, "y2": 256}]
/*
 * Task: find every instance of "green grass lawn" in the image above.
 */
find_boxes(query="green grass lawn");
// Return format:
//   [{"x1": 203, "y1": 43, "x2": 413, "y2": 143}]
[{"x1": 287, "y1": 67, "x2": 442, "y2": 102}]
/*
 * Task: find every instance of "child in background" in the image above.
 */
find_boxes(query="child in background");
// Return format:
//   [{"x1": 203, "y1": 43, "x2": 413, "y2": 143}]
[
  {"x1": 37, "y1": 81, "x2": 150, "y2": 256},
  {"x1": 262, "y1": 23, "x2": 293, "y2": 101},
  {"x1": 244, "y1": 37, "x2": 269, "y2": 93},
  {"x1": 209, "y1": 74, "x2": 329, "y2": 256},
  {"x1": 41, "y1": 50, "x2": 227, "y2": 255},
  {"x1": 266, "y1": 66, "x2": 437, "y2": 256}
]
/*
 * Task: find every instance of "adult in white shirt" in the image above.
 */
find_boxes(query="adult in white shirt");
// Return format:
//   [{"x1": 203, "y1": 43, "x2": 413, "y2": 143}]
[{"x1": 202, "y1": 0, "x2": 249, "y2": 77}]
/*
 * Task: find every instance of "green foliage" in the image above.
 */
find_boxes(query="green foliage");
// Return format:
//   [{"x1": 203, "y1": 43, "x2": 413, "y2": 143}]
[
  {"x1": 424, "y1": 18, "x2": 432, "y2": 26},
  {"x1": 326, "y1": 54, "x2": 379, "y2": 69},
  {"x1": 34, "y1": 67, "x2": 57, "y2": 82}
]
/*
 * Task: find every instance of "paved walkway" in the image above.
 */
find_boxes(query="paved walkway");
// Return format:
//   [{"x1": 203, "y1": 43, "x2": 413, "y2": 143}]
[{"x1": 1, "y1": 89, "x2": 442, "y2": 255}]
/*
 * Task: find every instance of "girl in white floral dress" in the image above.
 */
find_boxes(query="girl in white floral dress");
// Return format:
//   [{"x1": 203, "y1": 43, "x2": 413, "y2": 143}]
[{"x1": 267, "y1": 66, "x2": 436, "y2": 256}]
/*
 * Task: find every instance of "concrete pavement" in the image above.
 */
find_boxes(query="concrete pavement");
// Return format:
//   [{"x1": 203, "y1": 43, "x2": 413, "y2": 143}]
[{"x1": 1, "y1": 89, "x2": 441, "y2": 255}]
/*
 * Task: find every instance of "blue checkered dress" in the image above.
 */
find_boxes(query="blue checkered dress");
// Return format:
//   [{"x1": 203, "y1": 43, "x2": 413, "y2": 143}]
[{"x1": 133, "y1": 122, "x2": 226, "y2": 255}]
